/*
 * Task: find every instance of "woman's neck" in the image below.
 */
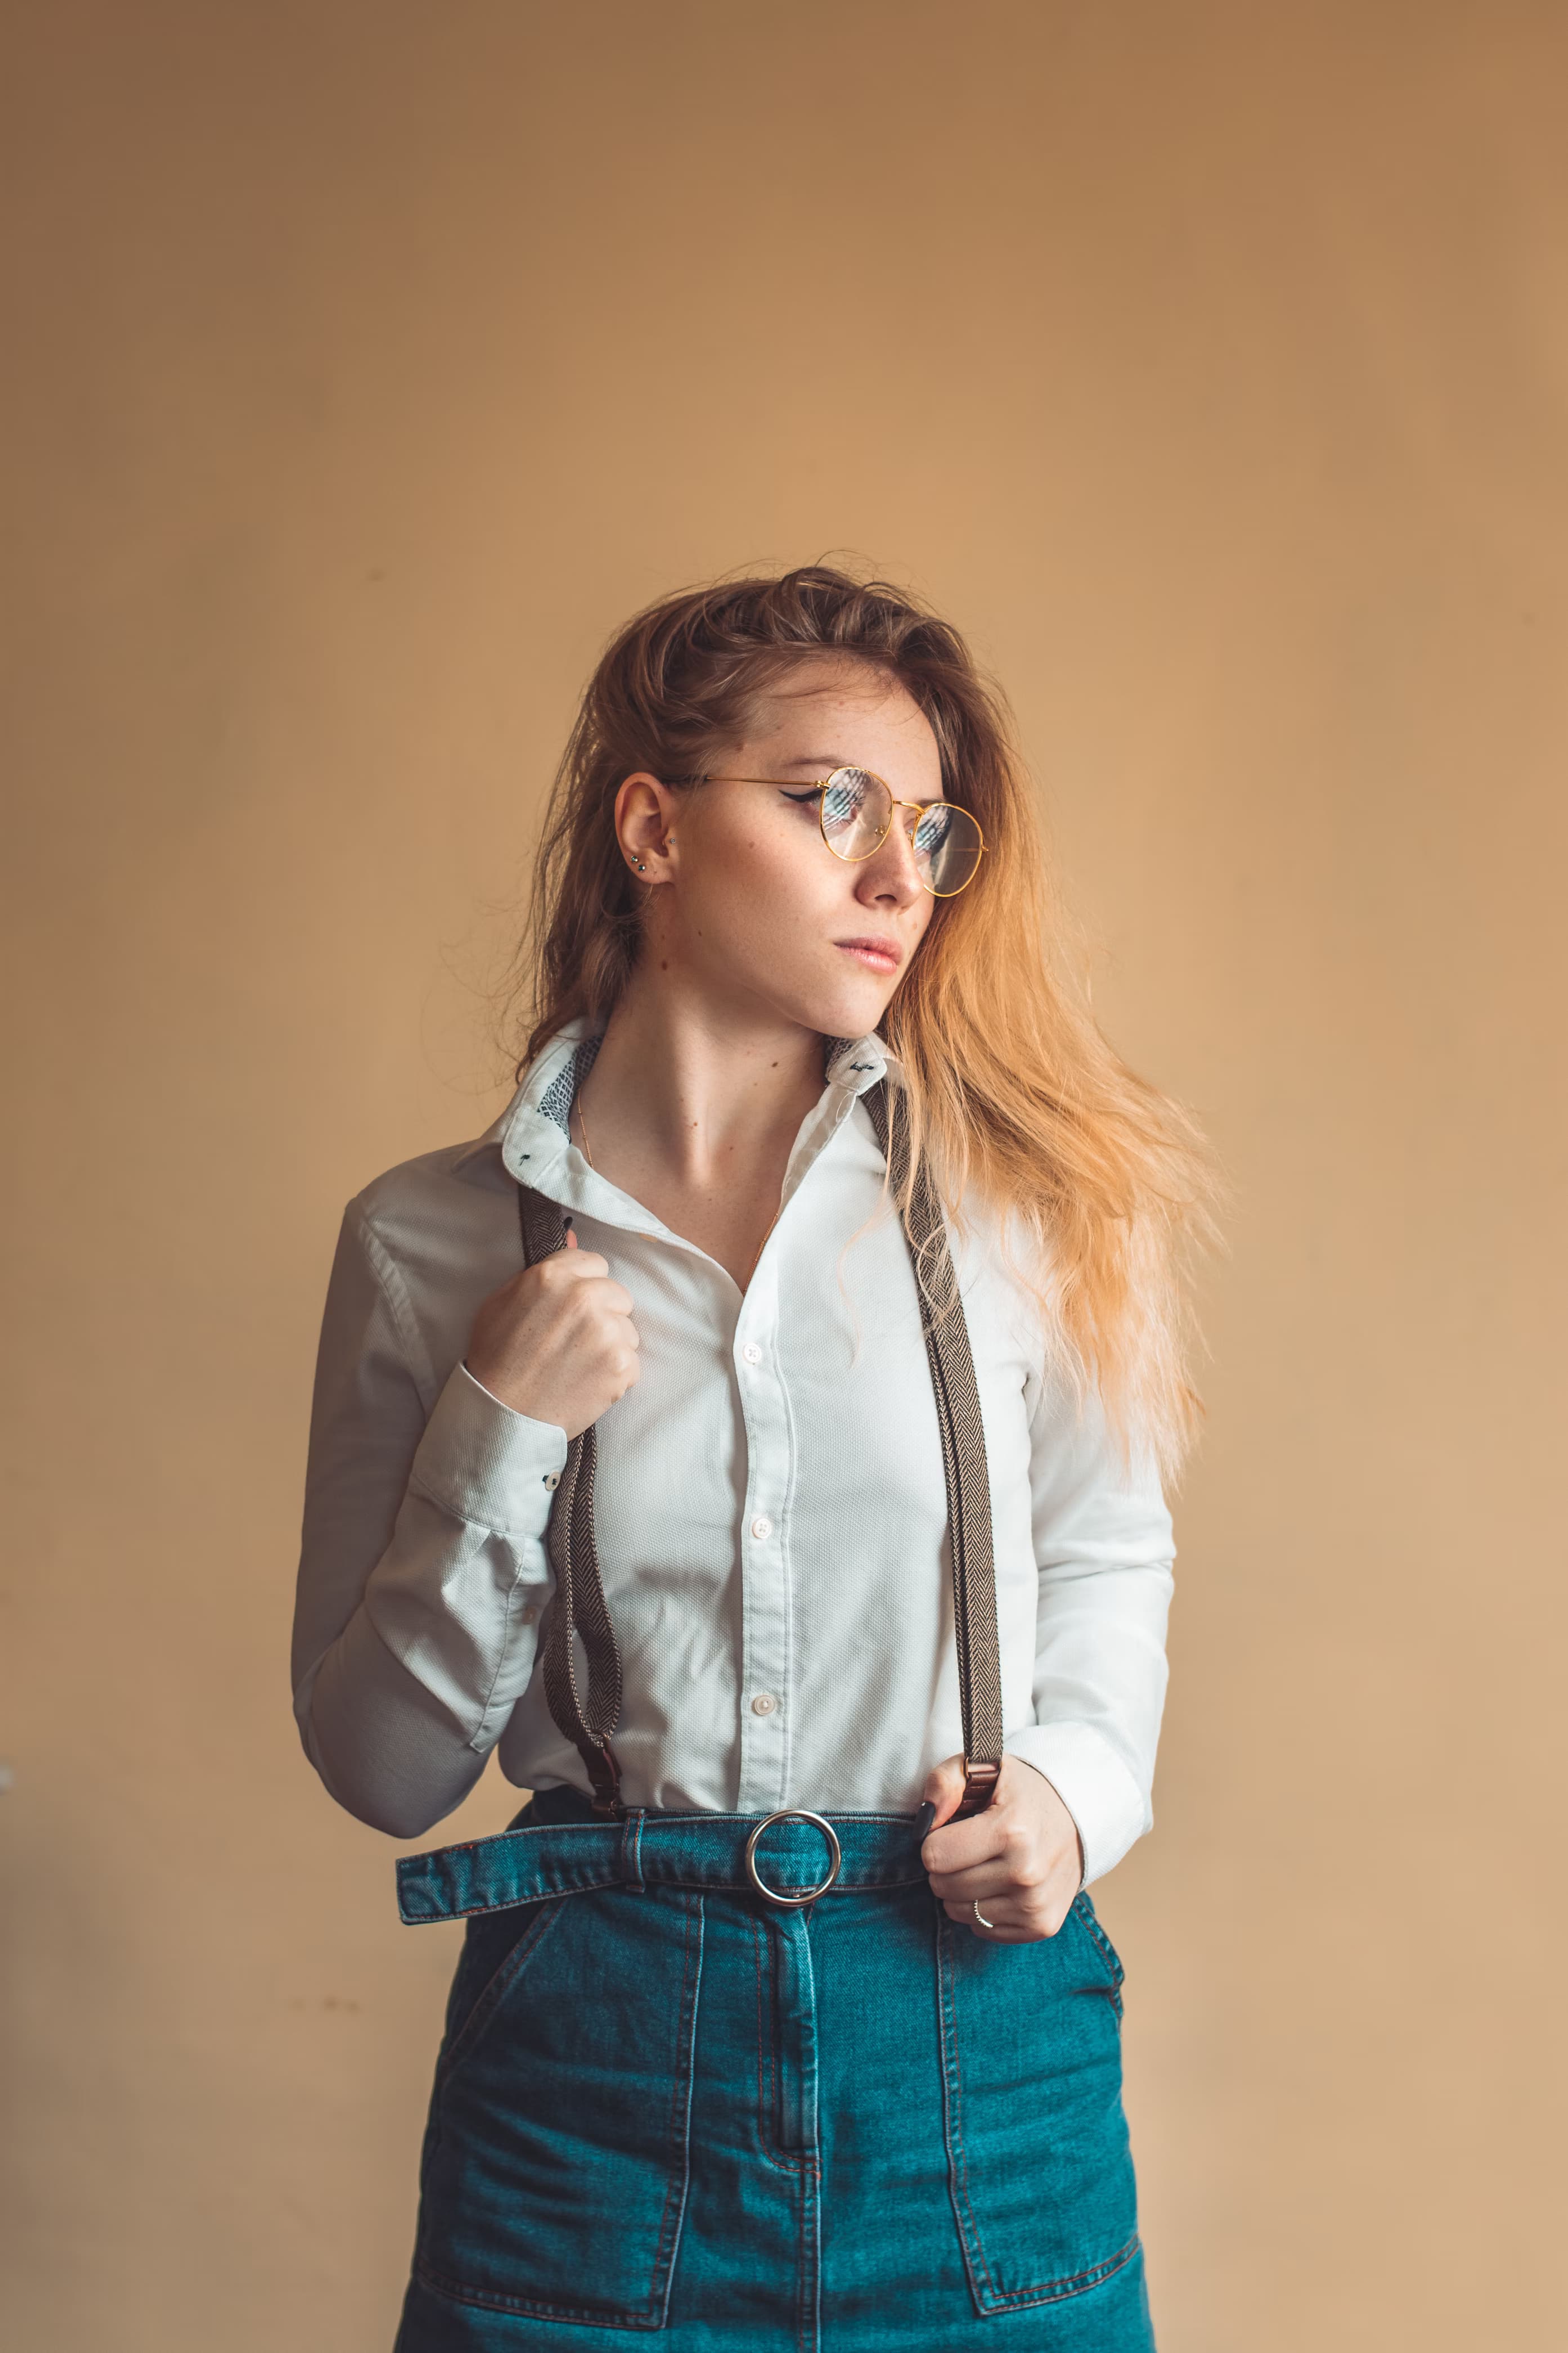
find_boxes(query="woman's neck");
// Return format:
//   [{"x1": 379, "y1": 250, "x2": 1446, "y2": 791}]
[{"x1": 573, "y1": 967, "x2": 830, "y2": 1287}]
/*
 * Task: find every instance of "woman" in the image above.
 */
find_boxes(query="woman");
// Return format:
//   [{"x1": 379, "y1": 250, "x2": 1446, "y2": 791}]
[{"x1": 292, "y1": 567, "x2": 1212, "y2": 2351}]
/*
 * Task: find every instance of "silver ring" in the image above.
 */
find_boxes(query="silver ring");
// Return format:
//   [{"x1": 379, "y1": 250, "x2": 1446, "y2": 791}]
[
  {"x1": 744, "y1": 1808, "x2": 843, "y2": 1908},
  {"x1": 972, "y1": 1899, "x2": 996, "y2": 1931}
]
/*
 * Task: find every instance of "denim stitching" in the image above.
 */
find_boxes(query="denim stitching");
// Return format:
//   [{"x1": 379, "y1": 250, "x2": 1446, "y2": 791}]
[
  {"x1": 972, "y1": 2235, "x2": 1143, "y2": 2310},
  {"x1": 405, "y1": 1865, "x2": 923, "y2": 1902},
  {"x1": 938, "y1": 1912, "x2": 998, "y2": 2303},
  {"x1": 423, "y1": 1888, "x2": 703, "y2": 2329},
  {"x1": 641, "y1": 1893, "x2": 703, "y2": 2320},
  {"x1": 401, "y1": 1870, "x2": 926, "y2": 1924},
  {"x1": 414, "y1": 2258, "x2": 667, "y2": 2328},
  {"x1": 797, "y1": 2154, "x2": 822, "y2": 2353},
  {"x1": 749, "y1": 1911, "x2": 805, "y2": 2177},
  {"x1": 1071, "y1": 1893, "x2": 1126, "y2": 2020},
  {"x1": 434, "y1": 1899, "x2": 565, "y2": 2088},
  {"x1": 399, "y1": 1871, "x2": 624, "y2": 1923},
  {"x1": 938, "y1": 1913, "x2": 1139, "y2": 2310},
  {"x1": 749, "y1": 1912, "x2": 770, "y2": 2152},
  {"x1": 621, "y1": 1809, "x2": 645, "y2": 1892},
  {"x1": 1072, "y1": 1890, "x2": 1125, "y2": 1981}
]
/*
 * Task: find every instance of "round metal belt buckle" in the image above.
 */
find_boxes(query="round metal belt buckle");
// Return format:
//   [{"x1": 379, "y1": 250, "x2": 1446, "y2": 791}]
[{"x1": 743, "y1": 1808, "x2": 843, "y2": 1907}]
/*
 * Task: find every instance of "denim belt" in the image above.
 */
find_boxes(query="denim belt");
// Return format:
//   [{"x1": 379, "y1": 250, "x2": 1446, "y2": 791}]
[{"x1": 397, "y1": 1800, "x2": 928, "y2": 1926}]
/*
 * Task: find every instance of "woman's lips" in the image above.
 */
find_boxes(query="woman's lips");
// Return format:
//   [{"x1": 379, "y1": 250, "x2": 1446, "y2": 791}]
[{"x1": 835, "y1": 936, "x2": 902, "y2": 975}]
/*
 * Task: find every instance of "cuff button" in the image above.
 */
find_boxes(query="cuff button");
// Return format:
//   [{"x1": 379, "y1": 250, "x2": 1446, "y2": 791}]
[{"x1": 543, "y1": 1472, "x2": 561, "y2": 1490}]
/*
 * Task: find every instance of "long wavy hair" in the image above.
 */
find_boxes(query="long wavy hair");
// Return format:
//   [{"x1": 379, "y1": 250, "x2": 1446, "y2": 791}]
[{"x1": 510, "y1": 565, "x2": 1217, "y2": 1477}]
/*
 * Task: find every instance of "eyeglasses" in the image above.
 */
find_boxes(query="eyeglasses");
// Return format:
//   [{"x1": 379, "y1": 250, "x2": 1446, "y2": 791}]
[{"x1": 669, "y1": 767, "x2": 987, "y2": 897}]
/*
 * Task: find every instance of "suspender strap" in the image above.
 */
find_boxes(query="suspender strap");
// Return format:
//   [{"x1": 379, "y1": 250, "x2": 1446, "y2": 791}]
[
  {"x1": 516, "y1": 1066, "x2": 1004, "y2": 1823},
  {"x1": 861, "y1": 1079, "x2": 1004, "y2": 1817},
  {"x1": 515, "y1": 1190, "x2": 624, "y2": 1816}
]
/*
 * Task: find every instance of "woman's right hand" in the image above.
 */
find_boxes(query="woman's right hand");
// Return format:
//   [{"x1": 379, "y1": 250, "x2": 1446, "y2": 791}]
[{"x1": 464, "y1": 1232, "x2": 640, "y2": 1439}]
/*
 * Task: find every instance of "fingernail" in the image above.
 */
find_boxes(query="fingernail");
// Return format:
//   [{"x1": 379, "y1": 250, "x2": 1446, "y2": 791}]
[{"x1": 913, "y1": 1800, "x2": 936, "y2": 1845}]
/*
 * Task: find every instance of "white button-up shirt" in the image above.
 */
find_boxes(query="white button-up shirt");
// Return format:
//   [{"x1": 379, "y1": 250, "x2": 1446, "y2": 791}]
[{"x1": 291, "y1": 1023, "x2": 1176, "y2": 1884}]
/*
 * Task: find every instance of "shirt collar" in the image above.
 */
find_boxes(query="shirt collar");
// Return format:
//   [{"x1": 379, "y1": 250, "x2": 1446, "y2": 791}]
[
  {"x1": 823, "y1": 1034, "x2": 891, "y2": 1094},
  {"x1": 451, "y1": 1020, "x2": 896, "y2": 1195}
]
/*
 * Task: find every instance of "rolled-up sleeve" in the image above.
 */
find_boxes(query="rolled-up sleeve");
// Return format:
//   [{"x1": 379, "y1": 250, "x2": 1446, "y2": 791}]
[
  {"x1": 1004, "y1": 1380, "x2": 1175, "y2": 1887},
  {"x1": 290, "y1": 1204, "x2": 564, "y2": 1837}
]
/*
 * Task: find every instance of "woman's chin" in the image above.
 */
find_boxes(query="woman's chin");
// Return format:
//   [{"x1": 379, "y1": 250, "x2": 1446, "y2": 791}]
[
  {"x1": 799, "y1": 980, "x2": 898, "y2": 1042},
  {"x1": 695, "y1": 952, "x2": 897, "y2": 1045}
]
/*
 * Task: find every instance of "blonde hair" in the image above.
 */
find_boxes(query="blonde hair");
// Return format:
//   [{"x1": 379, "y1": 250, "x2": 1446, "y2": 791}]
[{"x1": 512, "y1": 566, "x2": 1217, "y2": 1477}]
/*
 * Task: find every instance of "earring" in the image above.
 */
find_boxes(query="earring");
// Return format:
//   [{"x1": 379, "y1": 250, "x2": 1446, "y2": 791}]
[{"x1": 631, "y1": 857, "x2": 647, "y2": 872}]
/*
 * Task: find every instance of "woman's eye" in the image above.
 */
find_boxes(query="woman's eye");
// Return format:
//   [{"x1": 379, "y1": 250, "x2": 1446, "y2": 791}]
[{"x1": 779, "y1": 789, "x2": 820, "y2": 808}]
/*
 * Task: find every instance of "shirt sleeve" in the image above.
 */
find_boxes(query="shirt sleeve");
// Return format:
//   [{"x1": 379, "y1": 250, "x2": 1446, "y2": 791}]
[
  {"x1": 290, "y1": 1203, "x2": 567, "y2": 1837},
  {"x1": 1003, "y1": 1374, "x2": 1176, "y2": 1887}
]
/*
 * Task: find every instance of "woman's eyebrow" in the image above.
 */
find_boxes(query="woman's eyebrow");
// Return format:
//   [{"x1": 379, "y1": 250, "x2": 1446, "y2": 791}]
[{"x1": 775, "y1": 754, "x2": 843, "y2": 772}]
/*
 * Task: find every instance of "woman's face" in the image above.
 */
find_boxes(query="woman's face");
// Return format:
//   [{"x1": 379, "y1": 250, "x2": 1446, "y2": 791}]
[{"x1": 620, "y1": 658, "x2": 948, "y2": 1042}]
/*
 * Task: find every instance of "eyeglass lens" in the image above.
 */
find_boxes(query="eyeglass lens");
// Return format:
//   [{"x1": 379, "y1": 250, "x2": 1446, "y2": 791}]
[{"x1": 820, "y1": 768, "x2": 983, "y2": 895}]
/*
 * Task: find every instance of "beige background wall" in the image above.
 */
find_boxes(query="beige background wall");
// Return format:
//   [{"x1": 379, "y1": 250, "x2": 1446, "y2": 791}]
[{"x1": 3, "y1": 5, "x2": 1564, "y2": 2347}]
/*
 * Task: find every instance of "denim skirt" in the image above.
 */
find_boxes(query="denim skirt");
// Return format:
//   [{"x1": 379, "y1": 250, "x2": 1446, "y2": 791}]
[{"x1": 392, "y1": 1788, "x2": 1153, "y2": 2352}]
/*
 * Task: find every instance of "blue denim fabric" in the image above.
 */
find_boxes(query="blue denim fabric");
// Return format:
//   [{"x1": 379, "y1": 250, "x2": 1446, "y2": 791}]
[{"x1": 393, "y1": 1790, "x2": 1154, "y2": 2351}]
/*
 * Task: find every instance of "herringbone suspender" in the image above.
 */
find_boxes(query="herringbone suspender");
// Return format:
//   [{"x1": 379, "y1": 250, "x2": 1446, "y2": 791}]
[
  {"x1": 515, "y1": 1187, "x2": 624, "y2": 1815},
  {"x1": 861, "y1": 1080, "x2": 1005, "y2": 1818},
  {"x1": 516, "y1": 1073, "x2": 1004, "y2": 1821}
]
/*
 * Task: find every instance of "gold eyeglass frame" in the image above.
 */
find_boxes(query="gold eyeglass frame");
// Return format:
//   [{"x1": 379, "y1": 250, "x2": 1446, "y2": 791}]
[{"x1": 666, "y1": 767, "x2": 988, "y2": 898}]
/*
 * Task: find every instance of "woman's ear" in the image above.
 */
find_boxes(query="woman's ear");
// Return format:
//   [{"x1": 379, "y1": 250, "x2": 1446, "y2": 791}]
[{"x1": 614, "y1": 772, "x2": 680, "y2": 884}]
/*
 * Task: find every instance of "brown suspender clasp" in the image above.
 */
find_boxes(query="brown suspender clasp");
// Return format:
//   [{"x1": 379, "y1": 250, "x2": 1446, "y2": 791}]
[
  {"x1": 587, "y1": 1740, "x2": 625, "y2": 1819},
  {"x1": 955, "y1": 1758, "x2": 1001, "y2": 1818}
]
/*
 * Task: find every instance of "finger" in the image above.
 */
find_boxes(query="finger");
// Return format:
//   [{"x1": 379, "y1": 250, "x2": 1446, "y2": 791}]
[
  {"x1": 564, "y1": 1227, "x2": 579, "y2": 1250},
  {"x1": 942, "y1": 1898, "x2": 1034, "y2": 1943},
  {"x1": 946, "y1": 1895, "x2": 1067, "y2": 1944},
  {"x1": 924, "y1": 1859, "x2": 1021, "y2": 1905},
  {"x1": 942, "y1": 1896, "x2": 1015, "y2": 1928},
  {"x1": 920, "y1": 1754, "x2": 968, "y2": 1844},
  {"x1": 922, "y1": 1803, "x2": 1008, "y2": 1879},
  {"x1": 548, "y1": 1249, "x2": 610, "y2": 1283}
]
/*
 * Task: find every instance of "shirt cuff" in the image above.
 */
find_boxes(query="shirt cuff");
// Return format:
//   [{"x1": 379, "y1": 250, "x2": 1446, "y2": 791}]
[
  {"x1": 1004, "y1": 1722, "x2": 1151, "y2": 1889},
  {"x1": 406, "y1": 1360, "x2": 568, "y2": 1535}
]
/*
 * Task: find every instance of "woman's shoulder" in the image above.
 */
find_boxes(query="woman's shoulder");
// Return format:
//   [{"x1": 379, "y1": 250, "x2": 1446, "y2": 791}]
[
  {"x1": 341, "y1": 1106, "x2": 524, "y2": 1305},
  {"x1": 352, "y1": 1127, "x2": 513, "y2": 1221},
  {"x1": 325, "y1": 1118, "x2": 528, "y2": 1393}
]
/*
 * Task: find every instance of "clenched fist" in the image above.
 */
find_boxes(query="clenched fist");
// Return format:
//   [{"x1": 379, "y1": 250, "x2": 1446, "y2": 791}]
[
  {"x1": 465, "y1": 1231, "x2": 640, "y2": 1439},
  {"x1": 920, "y1": 1753, "x2": 1086, "y2": 1942}
]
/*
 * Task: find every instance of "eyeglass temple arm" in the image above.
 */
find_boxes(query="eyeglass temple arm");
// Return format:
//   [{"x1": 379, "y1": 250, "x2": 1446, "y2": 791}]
[{"x1": 667, "y1": 776, "x2": 980, "y2": 816}]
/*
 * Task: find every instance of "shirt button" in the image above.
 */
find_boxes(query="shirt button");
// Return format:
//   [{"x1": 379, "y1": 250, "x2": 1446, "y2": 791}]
[
  {"x1": 750, "y1": 1515, "x2": 773, "y2": 1540},
  {"x1": 751, "y1": 1692, "x2": 778, "y2": 1716},
  {"x1": 741, "y1": 1342, "x2": 762, "y2": 1365},
  {"x1": 543, "y1": 1472, "x2": 560, "y2": 1490}
]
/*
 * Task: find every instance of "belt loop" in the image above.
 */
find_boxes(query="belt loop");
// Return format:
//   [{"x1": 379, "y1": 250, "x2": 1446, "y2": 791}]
[{"x1": 620, "y1": 1807, "x2": 646, "y2": 1892}]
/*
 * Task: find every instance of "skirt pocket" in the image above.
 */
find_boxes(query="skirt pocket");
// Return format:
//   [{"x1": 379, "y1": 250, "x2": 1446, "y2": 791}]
[
  {"x1": 435, "y1": 1897, "x2": 564, "y2": 2086},
  {"x1": 937, "y1": 1899, "x2": 1140, "y2": 2314},
  {"x1": 415, "y1": 1884, "x2": 704, "y2": 2330}
]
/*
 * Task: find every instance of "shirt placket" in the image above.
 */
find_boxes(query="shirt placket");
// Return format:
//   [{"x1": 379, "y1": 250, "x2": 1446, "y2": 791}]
[
  {"x1": 728, "y1": 1066, "x2": 885, "y2": 1815},
  {"x1": 731, "y1": 1247, "x2": 793, "y2": 1813}
]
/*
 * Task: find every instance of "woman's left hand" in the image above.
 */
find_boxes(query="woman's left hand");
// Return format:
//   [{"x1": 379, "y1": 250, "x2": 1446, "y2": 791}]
[{"x1": 920, "y1": 1754, "x2": 1086, "y2": 1942}]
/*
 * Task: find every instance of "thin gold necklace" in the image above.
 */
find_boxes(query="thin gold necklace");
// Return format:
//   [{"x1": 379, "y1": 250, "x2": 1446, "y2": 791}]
[
  {"x1": 574, "y1": 1087, "x2": 780, "y2": 1287},
  {"x1": 573, "y1": 1090, "x2": 597, "y2": 1170}
]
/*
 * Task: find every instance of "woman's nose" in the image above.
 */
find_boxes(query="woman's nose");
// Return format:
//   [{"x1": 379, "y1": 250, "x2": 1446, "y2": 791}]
[{"x1": 855, "y1": 809, "x2": 924, "y2": 906}]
